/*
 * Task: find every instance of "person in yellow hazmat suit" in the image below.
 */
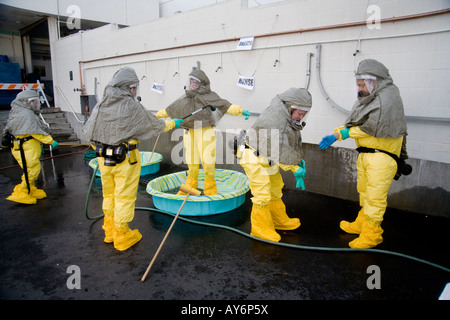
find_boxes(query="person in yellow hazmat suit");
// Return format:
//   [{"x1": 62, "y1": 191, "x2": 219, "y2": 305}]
[
  {"x1": 156, "y1": 69, "x2": 250, "y2": 195},
  {"x1": 319, "y1": 59, "x2": 409, "y2": 249},
  {"x1": 239, "y1": 88, "x2": 312, "y2": 242},
  {"x1": 83, "y1": 67, "x2": 183, "y2": 251},
  {"x1": 3, "y1": 89, "x2": 58, "y2": 205}
]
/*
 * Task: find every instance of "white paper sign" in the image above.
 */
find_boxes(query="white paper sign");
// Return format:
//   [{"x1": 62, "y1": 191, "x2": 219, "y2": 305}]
[
  {"x1": 237, "y1": 75, "x2": 254, "y2": 91},
  {"x1": 236, "y1": 36, "x2": 254, "y2": 50},
  {"x1": 151, "y1": 82, "x2": 164, "y2": 94}
]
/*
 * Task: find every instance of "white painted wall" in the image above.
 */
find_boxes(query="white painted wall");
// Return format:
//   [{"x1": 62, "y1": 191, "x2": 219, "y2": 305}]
[{"x1": 51, "y1": 0, "x2": 450, "y2": 164}]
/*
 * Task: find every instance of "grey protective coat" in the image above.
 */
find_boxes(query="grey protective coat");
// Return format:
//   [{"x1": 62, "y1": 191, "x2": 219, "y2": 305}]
[
  {"x1": 4, "y1": 90, "x2": 50, "y2": 136},
  {"x1": 83, "y1": 67, "x2": 166, "y2": 146},
  {"x1": 165, "y1": 69, "x2": 232, "y2": 129},
  {"x1": 246, "y1": 88, "x2": 312, "y2": 166}
]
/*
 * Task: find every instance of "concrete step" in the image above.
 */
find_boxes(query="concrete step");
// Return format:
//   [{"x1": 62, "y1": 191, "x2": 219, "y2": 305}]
[
  {"x1": 60, "y1": 133, "x2": 81, "y2": 143},
  {"x1": 40, "y1": 107, "x2": 62, "y2": 113},
  {"x1": 41, "y1": 113, "x2": 65, "y2": 120},
  {"x1": 44, "y1": 117, "x2": 69, "y2": 124},
  {"x1": 51, "y1": 128, "x2": 74, "y2": 137},
  {"x1": 40, "y1": 108, "x2": 80, "y2": 143},
  {"x1": 48, "y1": 122, "x2": 72, "y2": 129}
]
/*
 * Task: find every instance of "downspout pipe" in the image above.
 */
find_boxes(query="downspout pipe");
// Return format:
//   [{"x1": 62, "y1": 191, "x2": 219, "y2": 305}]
[
  {"x1": 305, "y1": 52, "x2": 313, "y2": 90},
  {"x1": 315, "y1": 44, "x2": 350, "y2": 114}
]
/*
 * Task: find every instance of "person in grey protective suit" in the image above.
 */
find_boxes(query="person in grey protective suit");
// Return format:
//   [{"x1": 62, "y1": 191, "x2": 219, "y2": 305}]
[
  {"x1": 83, "y1": 67, "x2": 183, "y2": 251},
  {"x1": 3, "y1": 89, "x2": 58, "y2": 205}
]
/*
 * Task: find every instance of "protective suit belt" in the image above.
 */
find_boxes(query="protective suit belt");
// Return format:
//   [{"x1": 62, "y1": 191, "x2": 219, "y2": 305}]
[
  {"x1": 356, "y1": 147, "x2": 398, "y2": 162},
  {"x1": 96, "y1": 143, "x2": 135, "y2": 166},
  {"x1": 356, "y1": 146, "x2": 412, "y2": 180}
]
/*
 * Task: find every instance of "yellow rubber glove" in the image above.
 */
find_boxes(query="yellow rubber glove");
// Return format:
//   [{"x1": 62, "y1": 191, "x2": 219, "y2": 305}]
[
  {"x1": 156, "y1": 109, "x2": 169, "y2": 118},
  {"x1": 163, "y1": 119, "x2": 175, "y2": 132},
  {"x1": 226, "y1": 105, "x2": 243, "y2": 116}
]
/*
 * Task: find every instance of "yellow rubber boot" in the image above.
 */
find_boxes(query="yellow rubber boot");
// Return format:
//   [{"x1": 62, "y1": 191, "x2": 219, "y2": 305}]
[
  {"x1": 6, "y1": 184, "x2": 37, "y2": 205},
  {"x1": 203, "y1": 178, "x2": 218, "y2": 195},
  {"x1": 268, "y1": 199, "x2": 300, "y2": 230},
  {"x1": 177, "y1": 176, "x2": 198, "y2": 195},
  {"x1": 30, "y1": 185, "x2": 47, "y2": 200},
  {"x1": 102, "y1": 215, "x2": 115, "y2": 243},
  {"x1": 113, "y1": 224, "x2": 142, "y2": 251},
  {"x1": 340, "y1": 209, "x2": 366, "y2": 234},
  {"x1": 349, "y1": 221, "x2": 383, "y2": 249},
  {"x1": 250, "y1": 203, "x2": 281, "y2": 242}
]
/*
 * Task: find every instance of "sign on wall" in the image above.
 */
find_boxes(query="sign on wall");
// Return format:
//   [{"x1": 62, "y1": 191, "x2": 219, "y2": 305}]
[
  {"x1": 237, "y1": 75, "x2": 254, "y2": 91},
  {"x1": 236, "y1": 36, "x2": 254, "y2": 50},
  {"x1": 151, "y1": 82, "x2": 164, "y2": 94}
]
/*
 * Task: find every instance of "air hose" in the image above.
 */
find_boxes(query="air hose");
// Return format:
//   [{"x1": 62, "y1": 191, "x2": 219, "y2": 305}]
[{"x1": 84, "y1": 166, "x2": 450, "y2": 274}]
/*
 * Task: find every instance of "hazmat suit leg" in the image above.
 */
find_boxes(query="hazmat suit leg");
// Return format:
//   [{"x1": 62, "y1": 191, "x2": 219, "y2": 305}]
[
  {"x1": 98, "y1": 158, "x2": 116, "y2": 243},
  {"x1": 177, "y1": 165, "x2": 199, "y2": 195},
  {"x1": 349, "y1": 220, "x2": 383, "y2": 249},
  {"x1": 7, "y1": 139, "x2": 42, "y2": 204},
  {"x1": 7, "y1": 184, "x2": 36, "y2": 204},
  {"x1": 102, "y1": 215, "x2": 115, "y2": 243},
  {"x1": 30, "y1": 185, "x2": 47, "y2": 199},
  {"x1": 199, "y1": 126, "x2": 217, "y2": 195},
  {"x1": 240, "y1": 149, "x2": 281, "y2": 242},
  {"x1": 98, "y1": 149, "x2": 142, "y2": 251},
  {"x1": 348, "y1": 153, "x2": 397, "y2": 248},
  {"x1": 113, "y1": 224, "x2": 142, "y2": 251},
  {"x1": 177, "y1": 128, "x2": 200, "y2": 195},
  {"x1": 186, "y1": 166, "x2": 199, "y2": 189},
  {"x1": 267, "y1": 171, "x2": 300, "y2": 230},
  {"x1": 340, "y1": 209, "x2": 366, "y2": 234},
  {"x1": 250, "y1": 203, "x2": 281, "y2": 242},
  {"x1": 180, "y1": 126, "x2": 217, "y2": 195},
  {"x1": 268, "y1": 199, "x2": 301, "y2": 231}
]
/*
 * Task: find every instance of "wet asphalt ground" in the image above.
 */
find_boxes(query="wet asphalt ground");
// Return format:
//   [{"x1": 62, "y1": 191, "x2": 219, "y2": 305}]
[{"x1": 0, "y1": 146, "x2": 449, "y2": 311}]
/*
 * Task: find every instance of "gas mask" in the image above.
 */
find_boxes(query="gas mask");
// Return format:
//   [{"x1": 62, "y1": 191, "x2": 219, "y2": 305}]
[{"x1": 293, "y1": 120, "x2": 306, "y2": 130}]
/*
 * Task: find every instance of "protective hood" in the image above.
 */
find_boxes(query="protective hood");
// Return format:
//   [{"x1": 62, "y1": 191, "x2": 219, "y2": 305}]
[
  {"x1": 246, "y1": 88, "x2": 312, "y2": 165},
  {"x1": 345, "y1": 59, "x2": 407, "y2": 138},
  {"x1": 165, "y1": 69, "x2": 232, "y2": 129},
  {"x1": 83, "y1": 67, "x2": 166, "y2": 145},
  {"x1": 4, "y1": 89, "x2": 50, "y2": 136},
  {"x1": 17, "y1": 89, "x2": 39, "y2": 101}
]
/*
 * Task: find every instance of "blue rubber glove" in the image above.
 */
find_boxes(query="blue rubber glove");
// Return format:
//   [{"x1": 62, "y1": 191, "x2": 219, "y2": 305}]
[
  {"x1": 242, "y1": 110, "x2": 251, "y2": 120},
  {"x1": 51, "y1": 141, "x2": 58, "y2": 149},
  {"x1": 293, "y1": 160, "x2": 306, "y2": 190},
  {"x1": 318, "y1": 134, "x2": 337, "y2": 150},
  {"x1": 173, "y1": 119, "x2": 184, "y2": 128},
  {"x1": 41, "y1": 145, "x2": 44, "y2": 155}
]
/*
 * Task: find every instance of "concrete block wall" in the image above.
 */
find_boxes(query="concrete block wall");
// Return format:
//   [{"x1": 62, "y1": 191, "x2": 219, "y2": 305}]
[{"x1": 57, "y1": 0, "x2": 450, "y2": 218}]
